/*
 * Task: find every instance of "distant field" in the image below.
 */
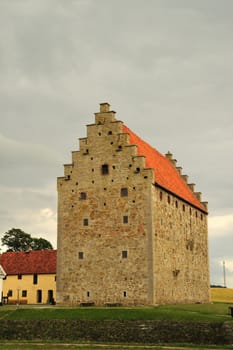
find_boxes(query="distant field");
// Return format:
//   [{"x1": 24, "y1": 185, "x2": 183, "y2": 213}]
[{"x1": 211, "y1": 288, "x2": 233, "y2": 303}]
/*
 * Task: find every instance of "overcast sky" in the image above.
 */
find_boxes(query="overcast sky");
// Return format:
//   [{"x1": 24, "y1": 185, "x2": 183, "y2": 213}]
[{"x1": 0, "y1": 0, "x2": 233, "y2": 287}]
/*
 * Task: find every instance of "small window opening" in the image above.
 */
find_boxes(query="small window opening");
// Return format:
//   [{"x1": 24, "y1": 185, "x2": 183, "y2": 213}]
[
  {"x1": 183, "y1": 204, "x2": 185, "y2": 212},
  {"x1": 123, "y1": 215, "x2": 128, "y2": 224},
  {"x1": 22, "y1": 290, "x2": 27, "y2": 298},
  {"x1": 135, "y1": 167, "x2": 140, "y2": 173},
  {"x1": 78, "y1": 251, "x2": 84, "y2": 259},
  {"x1": 33, "y1": 274, "x2": 38, "y2": 285},
  {"x1": 87, "y1": 291, "x2": 90, "y2": 297},
  {"x1": 122, "y1": 250, "x2": 128, "y2": 258},
  {"x1": 112, "y1": 165, "x2": 115, "y2": 169},
  {"x1": 195, "y1": 211, "x2": 198, "y2": 218},
  {"x1": 102, "y1": 164, "x2": 109, "y2": 175},
  {"x1": 83, "y1": 218, "x2": 89, "y2": 226},
  {"x1": 8, "y1": 290, "x2": 13, "y2": 297},
  {"x1": 18, "y1": 274, "x2": 22, "y2": 280},
  {"x1": 98, "y1": 132, "x2": 101, "y2": 136},
  {"x1": 160, "y1": 191, "x2": 163, "y2": 201},
  {"x1": 121, "y1": 188, "x2": 128, "y2": 197},
  {"x1": 123, "y1": 291, "x2": 127, "y2": 297},
  {"x1": 175, "y1": 200, "x2": 178, "y2": 208},
  {"x1": 201, "y1": 214, "x2": 203, "y2": 220},
  {"x1": 92, "y1": 180, "x2": 94, "y2": 183},
  {"x1": 108, "y1": 131, "x2": 112, "y2": 135},
  {"x1": 167, "y1": 195, "x2": 171, "y2": 204},
  {"x1": 80, "y1": 192, "x2": 87, "y2": 200}
]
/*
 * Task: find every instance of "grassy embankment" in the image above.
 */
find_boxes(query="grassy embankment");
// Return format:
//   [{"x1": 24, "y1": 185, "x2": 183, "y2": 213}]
[{"x1": 0, "y1": 288, "x2": 232, "y2": 322}]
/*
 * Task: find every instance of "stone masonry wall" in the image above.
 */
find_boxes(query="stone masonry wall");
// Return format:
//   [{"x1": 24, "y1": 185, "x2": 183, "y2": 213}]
[
  {"x1": 57, "y1": 105, "x2": 155, "y2": 305},
  {"x1": 153, "y1": 186, "x2": 210, "y2": 304}
]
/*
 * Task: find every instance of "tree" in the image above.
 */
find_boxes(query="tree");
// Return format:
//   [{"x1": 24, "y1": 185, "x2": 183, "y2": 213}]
[{"x1": 1, "y1": 228, "x2": 53, "y2": 252}]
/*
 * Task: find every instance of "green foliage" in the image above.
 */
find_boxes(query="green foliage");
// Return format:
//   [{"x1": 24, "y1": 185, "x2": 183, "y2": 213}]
[{"x1": 1, "y1": 228, "x2": 53, "y2": 252}]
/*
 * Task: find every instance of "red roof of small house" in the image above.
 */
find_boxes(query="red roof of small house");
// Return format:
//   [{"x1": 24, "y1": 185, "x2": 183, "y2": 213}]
[
  {"x1": 0, "y1": 250, "x2": 56, "y2": 275},
  {"x1": 122, "y1": 125, "x2": 206, "y2": 212}
]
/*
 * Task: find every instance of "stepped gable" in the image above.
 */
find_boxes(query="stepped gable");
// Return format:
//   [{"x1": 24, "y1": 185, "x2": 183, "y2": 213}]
[
  {"x1": 122, "y1": 124, "x2": 206, "y2": 212},
  {"x1": 0, "y1": 250, "x2": 56, "y2": 275}
]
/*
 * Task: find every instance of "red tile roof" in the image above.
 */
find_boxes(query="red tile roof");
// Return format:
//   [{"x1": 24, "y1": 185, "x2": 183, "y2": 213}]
[
  {"x1": 122, "y1": 125, "x2": 206, "y2": 212},
  {"x1": 0, "y1": 250, "x2": 56, "y2": 275}
]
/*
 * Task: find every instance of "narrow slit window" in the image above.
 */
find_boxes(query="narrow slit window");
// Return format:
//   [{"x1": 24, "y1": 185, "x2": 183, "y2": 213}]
[
  {"x1": 123, "y1": 291, "x2": 127, "y2": 297},
  {"x1": 83, "y1": 218, "x2": 89, "y2": 226},
  {"x1": 123, "y1": 215, "x2": 128, "y2": 224},
  {"x1": 78, "y1": 251, "x2": 84, "y2": 259},
  {"x1": 101, "y1": 164, "x2": 109, "y2": 175},
  {"x1": 122, "y1": 250, "x2": 128, "y2": 258}
]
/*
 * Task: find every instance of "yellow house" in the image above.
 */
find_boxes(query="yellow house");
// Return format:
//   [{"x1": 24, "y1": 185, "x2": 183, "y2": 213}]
[{"x1": 0, "y1": 250, "x2": 56, "y2": 305}]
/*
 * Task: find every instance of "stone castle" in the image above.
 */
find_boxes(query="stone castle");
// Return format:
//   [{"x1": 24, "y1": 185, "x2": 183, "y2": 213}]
[{"x1": 56, "y1": 103, "x2": 210, "y2": 306}]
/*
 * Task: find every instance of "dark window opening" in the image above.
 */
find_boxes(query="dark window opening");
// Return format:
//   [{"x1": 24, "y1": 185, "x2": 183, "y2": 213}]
[
  {"x1": 108, "y1": 131, "x2": 112, "y2": 135},
  {"x1": 102, "y1": 164, "x2": 109, "y2": 175},
  {"x1": 92, "y1": 180, "x2": 95, "y2": 184},
  {"x1": 160, "y1": 191, "x2": 163, "y2": 200},
  {"x1": 78, "y1": 251, "x2": 84, "y2": 259},
  {"x1": 33, "y1": 273, "x2": 38, "y2": 285},
  {"x1": 80, "y1": 192, "x2": 87, "y2": 200},
  {"x1": 121, "y1": 188, "x2": 128, "y2": 197},
  {"x1": 175, "y1": 200, "x2": 178, "y2": 208},
  {"x1": 123, "y1": 215, "x2": 128, "y2": 224},
  {"x1": 83, "y1": 218, "x2": 89, "y2": 226},
  {"x1": 37, "y1": 290, "x2": 42, "y2": 303},
  {"x1": 98, "y1": 132, "x2": 101, "y2": 136},
  {"x1": 183, "y1": 204, "x2": 185, "y2": 212},
  {"x1": 135, "y1": 167, "x2": 140, "y2": 173},
  {"x1": 167, "y1": 196, "x2": 171, "y2": 204},
  {"x1": 22, "y1": 290, "x2": 27, "y2": 298},
  {"x1": 122, "y1": 250, "x2": 128, "y2": 258},
  {"x1": 123, "y1": 291, "x2": 127, "y2": 297},
  {"x1": 201, "y1": 214, "x2": 203, "y2": 220},
  {"x1": 87, "y1": 291, "x2": 90, "y2": 297},
  {"x1": 8, "y1": 290, "x2": 13, "y2": 297},
  {"x1": 18, "y1": 274, "x2": 22, "y2": 280},
  {"x1": 195, "y1": 211, "x2": 198, "y2": 218},
  {"x1": 112, "y1": 165, "x2": 115, "y2": 169}
]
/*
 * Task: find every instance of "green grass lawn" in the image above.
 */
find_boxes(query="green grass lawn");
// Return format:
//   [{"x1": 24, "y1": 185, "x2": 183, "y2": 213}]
[{"x1": 0, "y1": 303, "x2": 232, "y2": 322}]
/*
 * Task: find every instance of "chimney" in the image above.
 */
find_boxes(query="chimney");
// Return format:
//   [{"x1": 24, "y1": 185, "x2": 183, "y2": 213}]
[{"x1": 176, "y1": 166, "x2": 182, "y2": 175}]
